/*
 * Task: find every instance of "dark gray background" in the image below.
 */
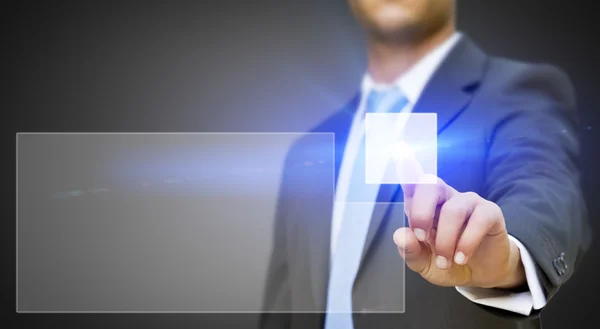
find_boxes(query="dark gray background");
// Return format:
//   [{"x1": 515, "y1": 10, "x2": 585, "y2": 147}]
[{"x1": 4, "y1": 0, "x2": 599, "y2": 328}]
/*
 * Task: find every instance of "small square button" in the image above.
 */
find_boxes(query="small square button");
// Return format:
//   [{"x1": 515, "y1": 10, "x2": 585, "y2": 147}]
[{"x1": 365, "y1": 113, "x2": 437, "y2": 184}]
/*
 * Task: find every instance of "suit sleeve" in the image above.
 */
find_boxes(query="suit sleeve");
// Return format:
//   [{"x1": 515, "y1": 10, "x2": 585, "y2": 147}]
[
  {"x1": 259, "y1": 153, "x2": 293, "y2": 329},
  {"x1": 484, "y1": 63, "x2": 592, "y2": 307}
]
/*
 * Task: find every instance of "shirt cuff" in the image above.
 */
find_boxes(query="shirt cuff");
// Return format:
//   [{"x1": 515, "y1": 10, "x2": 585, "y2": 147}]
[{"x1": 454, "y1": 235, "x2": 547, "y2": 316}]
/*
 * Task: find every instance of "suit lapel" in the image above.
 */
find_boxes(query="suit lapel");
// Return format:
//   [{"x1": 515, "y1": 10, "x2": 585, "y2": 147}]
[
  {"x1": 411, "y1": 36, "x2": 487, "y2": 132},
  {"x1": 356, "y1": 36, "x2": 488, "y2": 277}
]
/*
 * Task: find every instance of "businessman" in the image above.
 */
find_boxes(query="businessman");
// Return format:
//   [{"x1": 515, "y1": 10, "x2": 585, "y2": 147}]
[{"x1": 261, "y1": 1, "x2": 591, "y2": 328}]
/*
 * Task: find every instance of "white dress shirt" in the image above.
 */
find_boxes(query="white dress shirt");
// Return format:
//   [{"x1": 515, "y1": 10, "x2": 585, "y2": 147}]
[{"x1": 329, "y1": 32, "x2": 547, "y2": 316}]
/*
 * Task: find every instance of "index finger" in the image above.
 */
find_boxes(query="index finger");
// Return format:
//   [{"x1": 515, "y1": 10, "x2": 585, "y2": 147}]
[
  {"x1": 393, "y1": 141, "x2": 435, "y2": 198},
  {"x1": 394, "y1": 141, "x2": 455, "y2": 240}
]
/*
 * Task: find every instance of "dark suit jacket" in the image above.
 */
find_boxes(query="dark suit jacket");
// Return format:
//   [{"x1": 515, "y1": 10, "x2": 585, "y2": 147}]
[{"x1": 260, "y1": 36, "x2": 591, "y2": 329}]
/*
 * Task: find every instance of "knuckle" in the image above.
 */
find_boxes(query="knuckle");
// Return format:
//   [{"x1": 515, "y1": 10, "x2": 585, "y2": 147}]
[
  {"x1": 472, "y1": 209, "x2": 492, "y2": 225},
  {"x1": 488, "y1": 201, "x2": 503, "y2": 217},
  {"x1": 463, "y1": 191, "x2": 480, "y2": 201},
  {"x1": 482, "y1": 201, "x2": 503, "y2": 221},
  {"x1": 442, "y1": 200, "x2": 468, "y2": 218}
]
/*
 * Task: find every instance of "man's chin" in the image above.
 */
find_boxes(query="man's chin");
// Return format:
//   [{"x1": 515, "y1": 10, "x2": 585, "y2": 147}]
[
  {"x1": 367, "y1": 23, "x2": 420, "y2": 43},
  {"x1": 375, "y1": 22, "x2": 413, "y2": 35}
]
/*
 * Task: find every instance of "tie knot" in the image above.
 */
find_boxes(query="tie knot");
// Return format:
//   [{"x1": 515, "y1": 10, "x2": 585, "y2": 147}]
[{"x1": 365, "y1": 87, "x2": 407, "y2": 114}]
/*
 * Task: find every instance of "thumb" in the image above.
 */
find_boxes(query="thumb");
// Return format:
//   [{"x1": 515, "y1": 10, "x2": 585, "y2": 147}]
[{"x1": 393, "y1": 227, "x2": 432, "y2": 275}]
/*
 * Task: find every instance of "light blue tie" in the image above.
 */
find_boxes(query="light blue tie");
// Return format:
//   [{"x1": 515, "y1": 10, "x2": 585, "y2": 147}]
[{"x1": 324, "y1": 88, "x2": 408, "y2": 329}]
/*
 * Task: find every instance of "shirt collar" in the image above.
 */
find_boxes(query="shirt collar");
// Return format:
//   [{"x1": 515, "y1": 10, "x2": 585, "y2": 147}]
[{"x1": 360, "y1": 32, "x2": 462, "y2": 105}]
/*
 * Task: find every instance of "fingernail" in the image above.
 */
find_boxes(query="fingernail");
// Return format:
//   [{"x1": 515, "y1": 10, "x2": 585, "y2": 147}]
[
  {"x1": 454, "y1": 252, "x2": 466, "y2": 265},
  {"x1": 413, "y1": 228, "x2": 426, "y2": 241},
  {"x1": 436, "y1": 256, "x2": 449, "y2": 269}
]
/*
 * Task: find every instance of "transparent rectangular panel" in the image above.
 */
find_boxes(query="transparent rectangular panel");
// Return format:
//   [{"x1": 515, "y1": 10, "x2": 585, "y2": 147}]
[
  {"x1": 327, "y1": 201, "x2": 407, "y2": 314},
  {"x1": 16, "y1": 132, "x2": 336, "y2": 313}
]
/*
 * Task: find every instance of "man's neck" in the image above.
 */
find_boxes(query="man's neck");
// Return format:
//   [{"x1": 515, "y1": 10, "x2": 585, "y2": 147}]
[{"x1": 366, "y1": 24, "x2": 455, "y2": 84}]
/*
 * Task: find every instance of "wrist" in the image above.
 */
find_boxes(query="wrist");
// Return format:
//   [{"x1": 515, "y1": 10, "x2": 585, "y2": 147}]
[{"x1": 494, "y1": 239, "x2": 526, "y2": 289}]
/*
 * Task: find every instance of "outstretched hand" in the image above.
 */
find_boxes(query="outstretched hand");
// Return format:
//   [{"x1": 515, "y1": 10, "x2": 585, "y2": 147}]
[{"x1": 392, "y1": 142, "x2": 525, "y2": 289}]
